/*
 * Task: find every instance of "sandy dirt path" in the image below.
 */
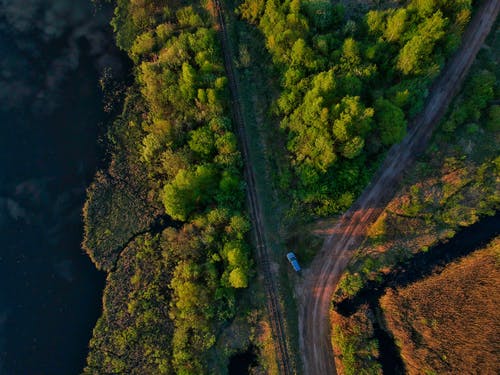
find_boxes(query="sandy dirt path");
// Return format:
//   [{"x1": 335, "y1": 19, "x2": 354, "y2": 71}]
[{"x1": 299, "y1": 1, "x2": 500, "y2": 374}]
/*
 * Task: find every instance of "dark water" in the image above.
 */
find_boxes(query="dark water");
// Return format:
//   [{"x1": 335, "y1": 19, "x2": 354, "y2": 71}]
[
  {"x1": 0, "y1": 1, "x2": 125, "y2": 374},
  {"x1": 373, "y1": 319, "x2": 405, "y2": 375},
  {"x1": 228, "y1": 345, "x2": 258, "y2": 375}
]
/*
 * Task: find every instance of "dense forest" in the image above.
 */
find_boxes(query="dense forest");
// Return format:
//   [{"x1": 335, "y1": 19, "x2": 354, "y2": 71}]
[
  {"x1": 239, "y1": 0, "x2": 473, "y2": 216},
  {"x1": 83, "y1": 0, "x2": 255, "y2": 373}
]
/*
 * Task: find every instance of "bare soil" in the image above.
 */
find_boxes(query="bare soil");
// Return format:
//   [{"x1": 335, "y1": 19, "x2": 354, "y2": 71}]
[{"x1": 298, "y1": 1, "x2": 500, "y2": 374}]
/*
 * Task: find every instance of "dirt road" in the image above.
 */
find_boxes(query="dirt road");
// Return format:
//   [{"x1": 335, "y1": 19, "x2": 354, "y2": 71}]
[{"x1": 299, "y1": 1, "x2": 500, "y2": 374}]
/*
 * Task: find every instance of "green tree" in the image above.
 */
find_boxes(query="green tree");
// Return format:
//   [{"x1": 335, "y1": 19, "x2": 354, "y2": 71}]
[
  {"x1": 396, "y1": 11, "x2": 446, "y2": 75},
  {"x1": 366, "y1": 10, "x2": 386, "y2": 35},
  {"x1": 291, "y1": 38, "x2": 314, "y2": 68},
  {"x1": 229, "y1": 268, "x2": 248, "y2": 288},
  {"x1": 374, "y1": 98, "x2": 407, "y2": 145},
  {"x1": 238, "y1": 0, "x2": 266, "y2": 24},
  {"x1": 226, "y1": 215, "x2": 251, "y2": 239},
  {"x1": 130, "y1": 31, "x2": 156, "y2": 62},
  {"x1": 339, "y1": 272, "x2": 363, "y2": 297},
  {"x1": 384, "y1": 9, "x2": 407, "y2": 42},
  {"x1": 412, "y1": 0, "x2": 437, "y2": 17},
  {"x1": 397, "y1": 36, "x2": 429, "y2": 75},
  {"x1": 332, "y1": 96, "x2": 374, "y2": 142},
  {"x1": 179, "y1": 62, "x2": 197, "y2": 102},
  {"x1": 188, "y1": 126, "x2": 215, "y2": 158},
  {"x1": 342, "y1": 136, "x2": 365, "y2": 159},
  {"x1": 161, "y1": 165, "x2": 218, "y2": 221},
  {"x1": 340, "y1": 38, "x2": 361, "y2": 71},
  {"x1": 176, "y1": 6, "x2": 204, "y2": 28},
  {"x1": 217, "y1": 170, "x2": 244, "y2": 207},
  {"x1": 160, "y1": 148, "x2": 189, "y2": 179}
]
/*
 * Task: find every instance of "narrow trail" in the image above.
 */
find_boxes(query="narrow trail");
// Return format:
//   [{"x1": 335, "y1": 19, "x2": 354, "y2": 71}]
[
  {"x1": 213, "y1": 1, "x2": 294, "y2": 374},
  {"x1": 299, "y1": 1, "x2": 500, "y2": 374}
]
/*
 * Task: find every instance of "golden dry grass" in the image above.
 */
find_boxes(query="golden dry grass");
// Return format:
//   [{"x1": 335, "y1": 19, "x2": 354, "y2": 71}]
[
  {"x1": 255, "y1": 319, "x2": 279, "y2": 374},
  {"x1": 380, "y1": 237, "x2": 500, "y2": 375}
]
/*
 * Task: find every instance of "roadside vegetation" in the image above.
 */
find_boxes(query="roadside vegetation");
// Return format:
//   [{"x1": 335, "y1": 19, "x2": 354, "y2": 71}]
[
  {"x1": 381, "y1": 237, "x2": 500, "y2": 375},
  {"x1": 238, "y1": 0, "x2": 473, "y2": 218},
  {"x1": 330, "y1": 305, "x2": 381, "y2": 375},
  {"x1": 330, "y1": 20, "x2": 499, "y2": 374},
  {"x1": 82, "y1": 0, "x2": 266, "y2": 373}
]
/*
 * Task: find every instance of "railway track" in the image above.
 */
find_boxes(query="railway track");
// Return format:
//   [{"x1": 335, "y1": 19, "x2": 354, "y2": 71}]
[{"x1": 213, "y1": 1, "x2": 294, "y2": 374}]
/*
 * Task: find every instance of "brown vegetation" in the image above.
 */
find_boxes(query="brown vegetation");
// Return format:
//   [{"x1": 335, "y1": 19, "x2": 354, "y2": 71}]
[
  {"x1": 380, "y1": 237, "x2": 500, "y2": 375},
  {"x1": 82, "y1": 91, "x2": 162, "y2": 271},
  {"x1": 255, "y1": 319, "x2": 279, "y2": 375}
]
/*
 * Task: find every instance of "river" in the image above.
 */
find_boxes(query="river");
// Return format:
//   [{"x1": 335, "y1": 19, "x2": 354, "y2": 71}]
[{"x1": 0, "y1": 1, "x2": 125, "y2": 374}]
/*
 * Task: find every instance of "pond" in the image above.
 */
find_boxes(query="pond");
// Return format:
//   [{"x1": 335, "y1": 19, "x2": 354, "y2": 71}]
[{"x1": 228, "y1": 345, "x2": 258, "y2": 375}]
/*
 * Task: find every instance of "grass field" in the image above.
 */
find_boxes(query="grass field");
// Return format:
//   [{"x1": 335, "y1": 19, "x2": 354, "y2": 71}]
[{"x1": 380, "y1": 237, "x2": 500, "y2": 375}]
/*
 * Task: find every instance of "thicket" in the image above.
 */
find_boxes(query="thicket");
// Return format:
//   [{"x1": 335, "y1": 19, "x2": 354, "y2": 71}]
[
  {"x1": 330, "y1": 305, "x2": 382, "y2": 375},
  {"x1": 84, "y1": 0, "x2": 254, "y2": 373},
  {"x1": 83, "y1": 90, "x2": 162, "y2": 271},
  {"x1": 380, "y1": 238, "x2": 500, "y2": 375},
  {"x1": 85, "y1": 234, "x2": 173, "y2": 374},
  {"x1": 239, "y1": 0, "x2": 472, "y2": 216}
]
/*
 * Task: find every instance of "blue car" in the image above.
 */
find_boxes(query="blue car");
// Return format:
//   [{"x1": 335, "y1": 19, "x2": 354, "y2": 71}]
[{"x1": 286, "y1": 252, "x2": 301, "y2": 272}]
